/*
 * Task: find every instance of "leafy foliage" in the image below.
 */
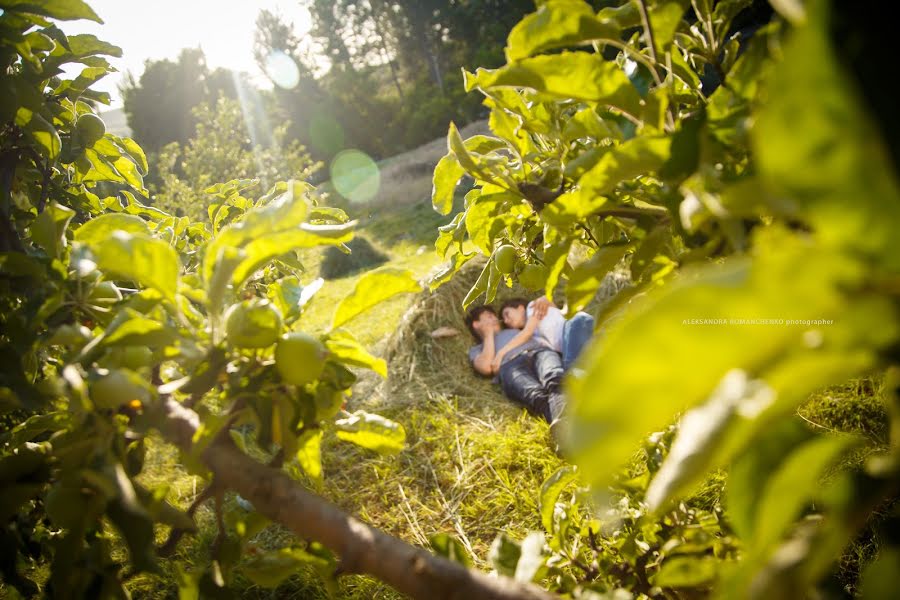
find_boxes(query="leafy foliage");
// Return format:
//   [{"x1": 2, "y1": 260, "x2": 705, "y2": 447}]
[
  {"x1": 432, "y1": 0, "x2": 900, "y2": 596},
  {"x1": 0, "y1": 4, "x2": 421, "y2": 597},
  {"x1": 153, "y1": 97, "x2": 321, "y2": 222}
]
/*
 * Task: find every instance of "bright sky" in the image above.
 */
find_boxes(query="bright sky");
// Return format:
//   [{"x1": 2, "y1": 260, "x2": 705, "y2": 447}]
[{"x1": 62, "y1": 0, "x2": 314, "y2": 108}]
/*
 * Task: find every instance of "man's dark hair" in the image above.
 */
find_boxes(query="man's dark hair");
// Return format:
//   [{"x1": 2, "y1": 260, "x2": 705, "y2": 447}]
[
  {"x1": 500, "y1": 298, "x2": 528, "y2": 315},
  {"x1": 464, "y1": 305, "x2": 497, "y2": 341}
]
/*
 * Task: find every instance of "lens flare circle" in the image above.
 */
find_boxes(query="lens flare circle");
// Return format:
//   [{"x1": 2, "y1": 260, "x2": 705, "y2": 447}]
[
  {"x1": 265, "y1": 50, "x2": 300, "y2": 89},
  {"x1": 330, "y1": 150, "x2": 380, "y2": 204}
]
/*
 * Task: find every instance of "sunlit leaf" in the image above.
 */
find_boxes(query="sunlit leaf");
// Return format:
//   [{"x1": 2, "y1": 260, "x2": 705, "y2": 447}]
[
  {"x1": 565, "y1": 245, "x2": 630, "y2": 313},
  {"x1": 506, "y1": 0, "x2": 618, "y2": 61},
  {"x1": 74, "y1": 213, "x2": 150, "y2": 244},
  {"x1": 539, "y1": 465, "x2": 578, "y2": 533},
  {"x1": 331, "y1": 267, "x2": 421, "y2": 330},
  {"x1": 89, "y1": 231, "x2": 180, "y2": 303},
  {"x1": 334, "y1": 411, "x2": 406, "y2": 455},
  {"x1": 324, "y1": 330, "x2": 387, "y2": 377},
  {"x1": 295, "y1": 429, "x2": 323, "y2": 489},
  {"x1": 652, "y1": 556, "x2": 719, "y2": 587},
  {"x1": 242, "y1": 547, "x2": 330, "y2": 588},
  {"x1": 1, "y1": 0, "x2": 102, "y2": 22},
  {"x1": 430, "y1": 533, "x2": 473, "y2": 568},
  {"x1": 753, "y1": 0, "x2": 900, "y2": 270},
  {"x1": 465, "y1": 51, "x2": 642, "y2": 116},
  {"x1": 566, "y1": 229, "x2": 899, "y2": 493}
]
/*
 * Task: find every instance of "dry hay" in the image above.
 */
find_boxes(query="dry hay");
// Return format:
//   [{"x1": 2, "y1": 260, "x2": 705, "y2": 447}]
[{"x1": 353, "y1": 255, "x2": 633, "y2": 411}]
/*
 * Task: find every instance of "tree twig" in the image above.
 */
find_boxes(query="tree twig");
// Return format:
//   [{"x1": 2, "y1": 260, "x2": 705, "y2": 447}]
[
  {"x1": 157, "y1": 481, "x2": 217, "y2": 557},
  {"x1": 636, "y1": 0, "x2": 662, "y2": 79}
]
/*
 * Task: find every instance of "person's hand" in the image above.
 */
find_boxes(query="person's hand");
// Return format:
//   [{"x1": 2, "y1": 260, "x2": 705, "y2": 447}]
[
  {"x1": 532, "y1": 296, "x2": 552, "y2": 319},
  {"x1": 491, "y1": 353, "x2": 503, "y2": 373}
]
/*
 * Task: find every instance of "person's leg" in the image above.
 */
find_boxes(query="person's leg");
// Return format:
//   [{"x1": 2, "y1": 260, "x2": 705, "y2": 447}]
[
  {"x1": 532, "y1": 349, "x2": 566, "y2": 423},
  {"x1": 562, "y1": 312, "x2": 595, "y2": 371},
  {"x1": 498, "y1": 354, "x2": 556, "y2": 423}
]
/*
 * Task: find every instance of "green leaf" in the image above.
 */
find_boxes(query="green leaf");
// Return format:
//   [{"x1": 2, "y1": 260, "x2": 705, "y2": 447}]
[
  {"x1": 505, "y1": 0, "x2": 619, "y2": 62},
  {"x1": 648, "y1": 1, "x2": 689, "y2": 57},
  {"x1": 539, "y1": 465, "x2": 578, "y2": 533},
  {"x1": 726, "y1": 419, "x2": 815, "y2": 542},
  {"x1": 331, "y1": 267, "x2": 421, "y2": 330},
  {"x1": 90, "y1": 231, "x2": 180, "y2": 303},
  {"x1": 514, "y1": 532, "x2": 545, "y2": 583},
  {"x1": 543, "y1": 236, "x2": 572, "y2": 300},
  {"x1": 859, "y1": 546, "x2": 900, "y2": 600},
  {"x1": 203, "y1": 181, "x2": 311, "y2": 284},
  {"x1": 30, "y1": 202, "x2": 74, "y2": 258},
  {"x1": 0, "y1": 411, "x2": 68, "y2": 447},
  {"x1": 562, "y1": 107, "x2": 619, "y2": 143},
  {"x1": 100, "y1": 309, "x2": 177, "y2": 348},
  {"x1": 768, "y1": 0, "x2": 806, "y2": 24},
  {"x1": 430, "y1": 533, "x2": 473, "y2": 568},
  {"x1": 645, "y1": 370, "x2": 778, "y2": 511},
  {"x1": 432, "y1": 153, "x2": 465, "y2": 215},
  {"x1": 753, "y1": 0, "x2": 900, "y2": 271},
  {"x1": 105, "y1": 463, "x2": 157, "y2": 573},
  {"x1": 115, "y1": 136, "x2": 148, "y2": 174},
  {"x1": 488, "y1": 533, "x2": 521, "y2": 577},
  {"x1": 51, "y1": 33, "x2": 121, "y2": 58},
  {"x1": 324, "y1": 330, "x2": 387, "y2": 377},
  {"x1": 334, "y1": 411, "x2": 406, "y2": 455},
  {"x1": 548, "y1": 135, "x2": 672, "y2": 225},
  {"x1": 295, "y1": 429, "x2": 323, "y2": 489},
  {"x1": 308, "y1": 206, "x2": 349, "y2": 224},
  {"x1": 74, "y1": 213, "x2": 150, "y2": 244},
  {"x1": 0, "y1": 0, "x2": 102, "y2": 22},
  {"x1": 266, "y1": 276, "x2": 306, "y2": 321},
  {"x1": 230, "y1": 222, "x2": 354, "y2": 289},
  {"x1": 242, "y1": 547, "x2": 330, "y2": 588},
  {"x1": 30, "y1": 116, "x2": 62, "y2": 161},
  {"x1": 567, "y1": 228, "x2": 899, "y2": 494},
  {"x1": 0, "y1": 252, "x2": 46, "y2": 278},
  {"x1": 566, "y1": 245, "x2": 630, "y2": 313},
  {"x1": 753, "y1": 433, "x2": 858, "y2": 553},
  {"x1": 652, "y1": 555, "x2": 719, "y2": 587},
  {"x1": 465, "y1": 51, "x2": 642, "y2": 116},
  {"x1": 428, "y1": 252, "x2": 474, "y2": 291}
]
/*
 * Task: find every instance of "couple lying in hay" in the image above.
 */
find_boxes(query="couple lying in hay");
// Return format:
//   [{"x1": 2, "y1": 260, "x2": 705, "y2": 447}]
[{"x1": 464, "y1": 297, "x2": 594, "y2": 429}]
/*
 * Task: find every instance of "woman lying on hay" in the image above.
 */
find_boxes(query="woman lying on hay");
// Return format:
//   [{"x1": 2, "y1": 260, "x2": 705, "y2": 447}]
[{"x1": 464, "y1": 296, "x2": 594, "y2": 428}]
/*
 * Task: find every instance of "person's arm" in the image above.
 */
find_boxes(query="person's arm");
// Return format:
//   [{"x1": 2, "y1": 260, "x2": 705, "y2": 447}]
[
  {"x1": 491, "y1": 314, "x2": 541, "y2": 373},
  {"x1": 472, "y1": 329, "x2": 497, "y2": 377}
]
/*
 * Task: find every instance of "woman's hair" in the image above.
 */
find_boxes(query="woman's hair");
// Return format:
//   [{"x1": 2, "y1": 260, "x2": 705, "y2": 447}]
[
  {"x1": 464, "y1": 305, "x2": 497, "y2": 341},
  {"x1": 500, "y1": 298, "x2": 528, "y2": 314}
]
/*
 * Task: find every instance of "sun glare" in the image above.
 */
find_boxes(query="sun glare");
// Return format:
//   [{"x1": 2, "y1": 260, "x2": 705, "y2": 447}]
[{"x1": 60, "y1": 1, "x2": 317, "y2": 106}]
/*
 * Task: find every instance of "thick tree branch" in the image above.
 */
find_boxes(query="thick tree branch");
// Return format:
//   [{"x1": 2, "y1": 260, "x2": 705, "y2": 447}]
[{"x1": 160, "y1": 399, "x2": 558, "y2": 600}]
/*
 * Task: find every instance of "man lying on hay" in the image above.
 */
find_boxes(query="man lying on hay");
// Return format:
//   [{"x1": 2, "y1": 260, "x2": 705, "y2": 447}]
[{"x1": 464, "y1": 296, "x2": 594, "y2": 427}]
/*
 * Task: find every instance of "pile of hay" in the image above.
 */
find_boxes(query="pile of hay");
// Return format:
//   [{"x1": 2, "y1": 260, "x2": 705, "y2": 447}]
[
  {"x1": 356, "y1": 256, "x2": 632, "y2": 411},
  {"x1": 319, "y1": 236, "x2": 390, "y2": 280}
]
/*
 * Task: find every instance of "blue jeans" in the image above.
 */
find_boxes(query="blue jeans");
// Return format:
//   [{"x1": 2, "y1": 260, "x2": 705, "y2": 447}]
[
  {"x1": 562, "y1": 312, "x2": 594, "y2": 371},
  {"x1": 498, "y1": 349, "x2": 566, "y2": 423}
]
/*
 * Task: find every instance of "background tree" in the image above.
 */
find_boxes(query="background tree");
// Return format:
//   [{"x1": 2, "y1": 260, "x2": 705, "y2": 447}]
[{"x1": 153, "y1": 97, "x2": 321, "y2": 221}]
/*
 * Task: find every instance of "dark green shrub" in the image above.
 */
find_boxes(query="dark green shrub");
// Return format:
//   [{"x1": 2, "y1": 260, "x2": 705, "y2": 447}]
[{"x1": 319, "y1": 236, "x2": 389, "y2": 280}]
